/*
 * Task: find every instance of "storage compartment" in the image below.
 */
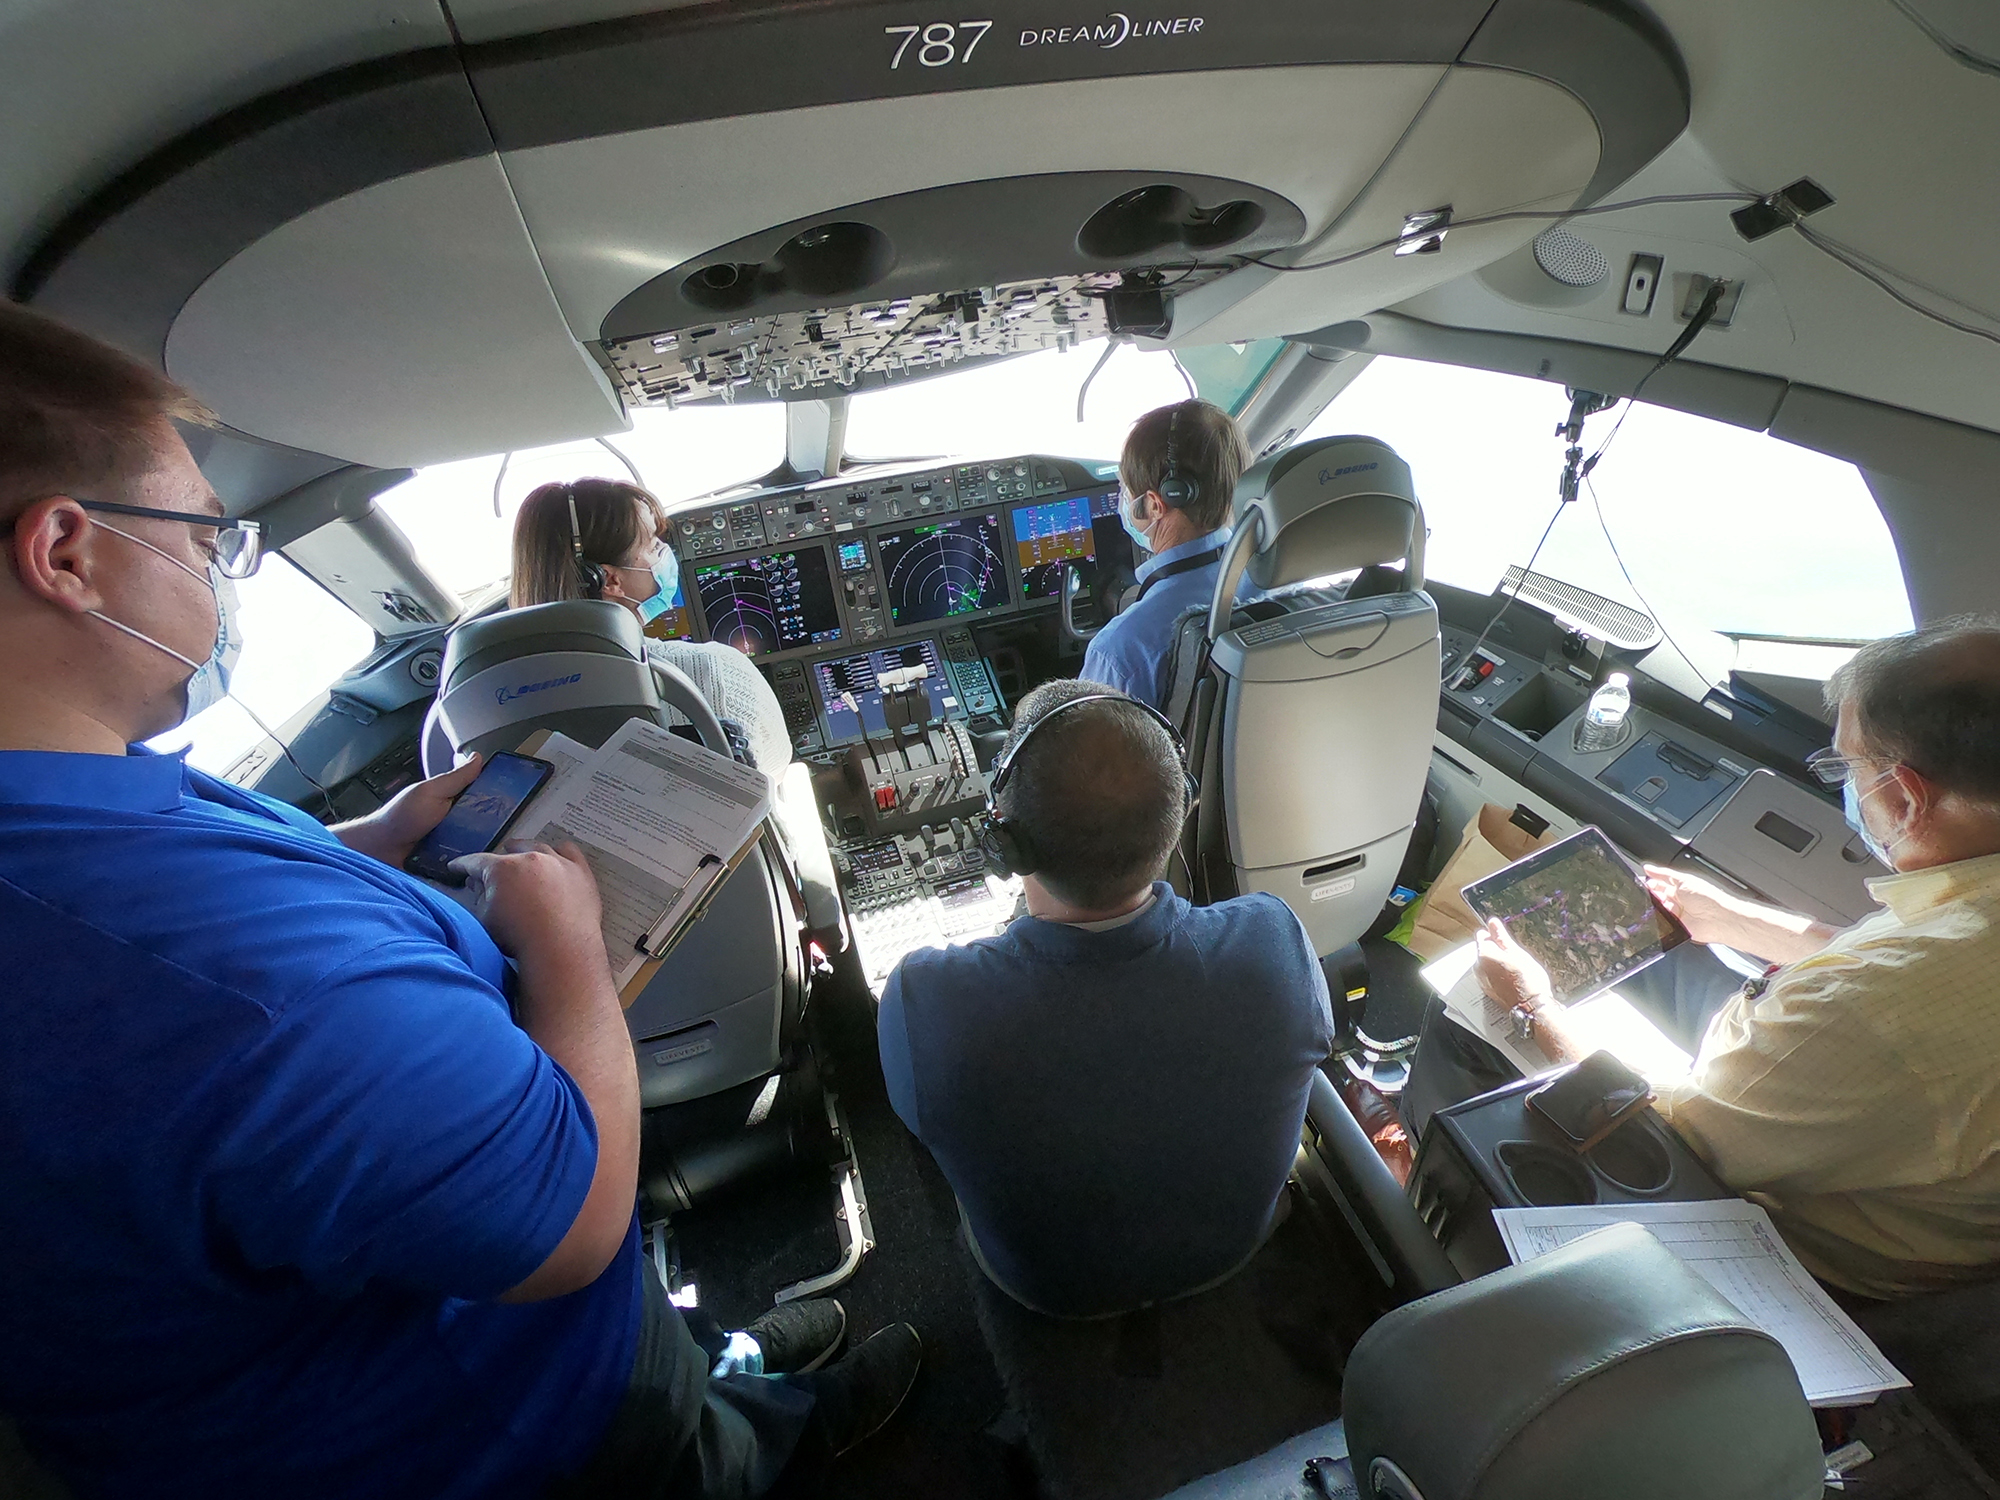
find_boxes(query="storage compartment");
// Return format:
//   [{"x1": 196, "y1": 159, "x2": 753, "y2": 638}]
[{"x1": 1492, "y1": 671, "x2": 1586, "y2": 742}]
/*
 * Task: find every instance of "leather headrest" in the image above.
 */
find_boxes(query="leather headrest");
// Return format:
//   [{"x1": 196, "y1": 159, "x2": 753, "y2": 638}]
[
  {"x1": 1341, "y1": 1222, "x2": 1824, "y2": 1500},
  {"x1": 1231, "y1": 435, "x2": 1421, "y2": 592}
]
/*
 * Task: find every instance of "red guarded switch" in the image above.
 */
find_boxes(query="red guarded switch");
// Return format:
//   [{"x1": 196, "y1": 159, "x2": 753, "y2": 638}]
[{"x1": 874, "y1": 784, "x2": 899, "y2": 812}]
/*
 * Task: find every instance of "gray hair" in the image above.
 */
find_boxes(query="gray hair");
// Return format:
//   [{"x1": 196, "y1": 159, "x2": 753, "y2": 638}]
[
  {"x1": 1826, "y1": 615, "x2": 2000, "y2": 803},
  {"x1": 997, "y1": 679, "x2": 1186, "y2": 909}
]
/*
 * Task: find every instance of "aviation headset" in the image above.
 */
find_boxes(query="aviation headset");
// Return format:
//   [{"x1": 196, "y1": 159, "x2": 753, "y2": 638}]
[
  {"x1": 1154, "y1": 404, "x2": 1199, "y2": 510},
  {"x1": 980, "y1": 691, "x2": 1199, "y2": 879},
  {"x1": 566, "y1": 488, "x2": 608, "y2": 600}
]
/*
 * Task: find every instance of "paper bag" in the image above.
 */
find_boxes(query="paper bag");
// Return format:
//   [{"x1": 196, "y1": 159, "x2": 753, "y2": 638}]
[{"x1": 1404, "y1": 802, "x2": 1555, "y2": 960}]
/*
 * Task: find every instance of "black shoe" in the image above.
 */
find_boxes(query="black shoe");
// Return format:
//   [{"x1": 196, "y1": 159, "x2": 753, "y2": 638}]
[
  {"x1": 806, "y1": 1323, "x2": 922, "y2": 1456},
  {"x1": 744, "y1": 1298, "x2": 848, "y2": 1375}
]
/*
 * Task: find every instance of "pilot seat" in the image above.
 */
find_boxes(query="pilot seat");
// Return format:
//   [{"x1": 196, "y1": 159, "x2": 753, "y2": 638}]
[
  {"x1": 1160, "y1": 434, "x2": 1439, "y2": 961},
  {"x1": 422, "y1": 599, "x2": 869, "y2": 1304}
]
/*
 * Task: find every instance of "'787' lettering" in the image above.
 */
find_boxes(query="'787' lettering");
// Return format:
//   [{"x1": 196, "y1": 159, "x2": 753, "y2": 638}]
[{"x1": 884, "y1": 20, "x2": 994, "y2": 67}]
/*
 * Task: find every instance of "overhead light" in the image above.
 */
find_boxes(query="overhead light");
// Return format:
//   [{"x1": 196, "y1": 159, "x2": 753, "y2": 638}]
[{"x1": 1395, "y1": 207, "x2": 1452, "y2": 256}]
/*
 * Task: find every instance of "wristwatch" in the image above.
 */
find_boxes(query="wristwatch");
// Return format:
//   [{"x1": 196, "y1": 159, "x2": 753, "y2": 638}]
[{"x1": 1510, "y1": 1004, "x2": 1538, "y2": 1042}]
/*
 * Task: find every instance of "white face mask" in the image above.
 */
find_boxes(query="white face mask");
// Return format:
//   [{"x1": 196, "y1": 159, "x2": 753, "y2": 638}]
[
  {"x1": 1120, "y1": 490, "x2": 1154, "y2": 555},
  {"x1": 85, "y1": 521, "x2": 240, "y2": 726}
]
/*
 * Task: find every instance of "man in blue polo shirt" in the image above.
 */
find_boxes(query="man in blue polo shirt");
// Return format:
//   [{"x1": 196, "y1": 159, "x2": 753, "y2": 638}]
[
  {"x1": 878, "y1": 680, "x2": 1335, "y2": 1317},
  {"x1": 0, "y1": 303, "x2": 916, "y2": 1499},
  {"x1": 1082, "y1": 400, "x2": 1253, "y2": 712}
]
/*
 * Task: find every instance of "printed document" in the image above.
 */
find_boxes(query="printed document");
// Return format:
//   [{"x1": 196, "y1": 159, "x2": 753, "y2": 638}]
[
  {"x1": 511, "y1": 719, "x2": 772, "y2": 987},
  {"x1": 1491, "y1": 1200, "x2": 1909, "y2": 1406}
]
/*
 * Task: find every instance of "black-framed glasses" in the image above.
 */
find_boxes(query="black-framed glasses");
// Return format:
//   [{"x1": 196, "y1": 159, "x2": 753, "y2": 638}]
[
  {"x1": 77, "y1": 500, "x2": 263, "y2": 579},
  {"x1": 1804, "y1": 747, "x2": 1899, "y2": 788}
]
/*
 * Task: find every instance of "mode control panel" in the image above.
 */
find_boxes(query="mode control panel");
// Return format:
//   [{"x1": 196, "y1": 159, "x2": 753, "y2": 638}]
[
  {"x1": 677, "y1": 500, "x2": 768, "y2": 558},
  {"x1": 836, "y1": 535, "x2": 886, "y2": 642},
  {"x1": 955, "y1": 459, "x2": 1066, "y2": 508},
  {"x1": 761, "y1": 492, "x2": 836, "y2": 543}
]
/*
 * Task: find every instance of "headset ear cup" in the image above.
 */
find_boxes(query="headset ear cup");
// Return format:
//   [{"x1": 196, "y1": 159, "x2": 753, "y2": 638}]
[
  {"x1": 981, "y1": 815, "x2": 1035, "y2": 878},
  {"x1": 578, "y1": 560, "x2": 606, "y2": 599}
]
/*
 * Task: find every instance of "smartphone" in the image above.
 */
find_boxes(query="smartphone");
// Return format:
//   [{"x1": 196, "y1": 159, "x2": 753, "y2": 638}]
[
  {"x1": 403, "y1": 751, "x2": 555, "y2": 886},
  {"x1": 1527, "y1": 1050, "x2": 1654, "y2": 1151}
]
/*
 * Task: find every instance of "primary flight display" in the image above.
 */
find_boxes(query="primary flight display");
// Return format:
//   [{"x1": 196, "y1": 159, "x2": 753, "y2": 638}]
[{"x1": 1011, "y1": 489, "x2": 1119, "y2": 601}]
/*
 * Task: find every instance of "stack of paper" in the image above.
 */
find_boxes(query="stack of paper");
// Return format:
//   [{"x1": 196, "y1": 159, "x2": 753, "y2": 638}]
[
  {"x1": 511, "y1": 719, "x2": 773, "y2": 993},
  {"x1": 1492, "y1": 1200, "x2": 1910, "y2": 1407},
  {"x1": 1420, "y1": 942, "x2": 1694, "y2": 1088}
]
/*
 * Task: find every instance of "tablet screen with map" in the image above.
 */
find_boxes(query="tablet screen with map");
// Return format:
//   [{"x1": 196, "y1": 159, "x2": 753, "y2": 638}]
[{"x1": 1460, "y1": 827, "x2": 1690, "y2": 1006}]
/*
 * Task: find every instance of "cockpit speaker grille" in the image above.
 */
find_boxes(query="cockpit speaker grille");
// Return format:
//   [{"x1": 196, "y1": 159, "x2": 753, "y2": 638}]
[{"x1": 1532, "y1": 228, "x2": 1611, "y2": 288}]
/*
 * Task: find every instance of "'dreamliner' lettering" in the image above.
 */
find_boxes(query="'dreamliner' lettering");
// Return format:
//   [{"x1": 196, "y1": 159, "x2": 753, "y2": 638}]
[
  {"x1": 1018, "y1": 12, "x2": 1205, "y2": 48},
  {"x1": 496, "y1": 672, "x2": 582, "y2": 706}
]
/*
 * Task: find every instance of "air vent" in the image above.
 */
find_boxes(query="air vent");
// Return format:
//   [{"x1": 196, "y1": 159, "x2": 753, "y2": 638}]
[
  {"x1": 1500, "y1": 567, "x2": 1660, "y2": 650},
  {"x1": 1532, "y1": 228, "x2": 1611, "y2": 288}
]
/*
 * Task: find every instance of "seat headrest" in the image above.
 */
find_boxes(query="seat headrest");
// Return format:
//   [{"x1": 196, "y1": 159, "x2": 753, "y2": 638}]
[
  {"x1": 440, "y1": 599, "x2": 645, "y2": 690},
  {"x1": 1341, "y1": 1222, "x2": 1824, "y2": 1500},
  {"x1": 434, "y1": 599, "x2": 662, "y2": 759},
  {"x1": 1232, "y1": 435, "x2": 1421, "y2": 592}
]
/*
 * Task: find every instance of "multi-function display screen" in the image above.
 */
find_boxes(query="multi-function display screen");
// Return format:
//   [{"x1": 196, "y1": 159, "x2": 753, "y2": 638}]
[
  {"x1": 1011, "y1": 489, "x2": 1121, "y2": 601},
  {"x1": 694, "y1": 544, "x2": 842, "y2": 657},
  {"x1": 874, "y1": 513, "x2": 1008, "y2": 625},
  {"x1": 812, "y1": 639, "x2": 955, "y2": 742}
]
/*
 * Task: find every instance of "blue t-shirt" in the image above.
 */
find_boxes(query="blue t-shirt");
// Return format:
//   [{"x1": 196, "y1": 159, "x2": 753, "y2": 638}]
[
  {"x1": 878, "y1": 885, "x2": 1334, "y2": 1317},
  {"x1": 0, "y1": 749, "x2": 640, "y2": 1500},
  {"x1": 1082, "y1": 528, "x2": 1255, "y2": 711}
]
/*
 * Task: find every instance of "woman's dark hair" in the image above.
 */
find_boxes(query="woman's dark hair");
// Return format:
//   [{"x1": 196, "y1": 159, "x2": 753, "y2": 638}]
[{"x1": 510, "y1": 477, "x2": 667, "y2": 609}]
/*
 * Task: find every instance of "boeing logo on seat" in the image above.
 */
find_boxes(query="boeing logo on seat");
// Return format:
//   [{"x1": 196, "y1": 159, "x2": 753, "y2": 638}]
[
  {"x1": 496, "y1": 672, "x2": 582, "y2": 706},
  {"x1": 1320, "y1": 462, "x2": 1379, "y2": 483},
  {"x1": 1019, "y1": 13, "x2": 1205, "y2": 48}
]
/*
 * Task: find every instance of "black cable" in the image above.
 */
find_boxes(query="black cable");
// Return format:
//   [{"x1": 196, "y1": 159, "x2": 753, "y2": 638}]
[
  {"x1": 1585, "y1": 474, "x2": 1710, "y2": 685},
  {"x1": 1794, "y1": 224, "x2": 2000, "y2": 349},
  {"x1": 1577, "y1": 279, "x2": 1725, "y2": 479},
  {"x1": 1447, "y1": 494, "x2": 1570, "y2": 684},
  {"x1": 228, "y1": 694, "x2": 340, "y2": 821},
  {"x1": 1235, "y1": 192, "x2": 1762, "y2": 276}
]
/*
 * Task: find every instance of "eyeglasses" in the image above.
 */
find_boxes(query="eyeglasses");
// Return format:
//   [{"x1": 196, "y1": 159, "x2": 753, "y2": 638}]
[
  {"x1": 1804, "y1": 747, "x2": 1898, "y2": 788},
  {"x1": 76, "y1": 500, "x2": 263, "y2": 579}
]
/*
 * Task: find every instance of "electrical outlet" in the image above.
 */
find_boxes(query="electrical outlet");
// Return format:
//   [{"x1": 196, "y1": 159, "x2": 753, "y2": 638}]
[{"x1": 1622, "y1": 254, "x2": 1663, "y2": 316}]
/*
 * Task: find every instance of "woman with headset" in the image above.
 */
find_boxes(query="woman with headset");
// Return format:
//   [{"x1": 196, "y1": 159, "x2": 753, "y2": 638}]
[{"x1": 509, "y1": 478, "x2": 791, "y2": 773}]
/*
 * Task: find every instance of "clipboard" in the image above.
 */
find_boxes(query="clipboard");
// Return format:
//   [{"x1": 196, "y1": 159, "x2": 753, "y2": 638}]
[{"x1": 615, "y1": 829, "x2": 769, "y2": 1006}]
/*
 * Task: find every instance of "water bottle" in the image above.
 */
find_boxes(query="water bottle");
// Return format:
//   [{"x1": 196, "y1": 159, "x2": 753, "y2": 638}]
[{"x1": 1574, "y1": 671, "x2": 1633, "y2": 752}]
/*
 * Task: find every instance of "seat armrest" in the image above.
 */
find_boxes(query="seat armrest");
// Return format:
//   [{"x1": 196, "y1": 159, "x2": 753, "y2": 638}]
[
  {"x1": 773, "y1": 762, "x2": 844, "y2": 944},
  {"x1": 1302, "y1": 1071, "x2": 1459, "y2": 1304}
]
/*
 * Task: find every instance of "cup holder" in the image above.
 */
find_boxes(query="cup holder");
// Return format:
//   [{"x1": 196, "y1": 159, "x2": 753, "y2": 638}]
[
  {"x1": 1587, "y1": 1119, "x2": 1672, "y2": 1194},
  {"x1": 1497, "y1": 1140, "x2": 1598, "y2": 1207}
]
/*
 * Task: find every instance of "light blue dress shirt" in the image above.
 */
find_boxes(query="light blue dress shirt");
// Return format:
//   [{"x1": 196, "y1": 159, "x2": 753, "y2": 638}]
[{"x1": 1081, "y1": 527, "x2": 1253, "y2": 710}]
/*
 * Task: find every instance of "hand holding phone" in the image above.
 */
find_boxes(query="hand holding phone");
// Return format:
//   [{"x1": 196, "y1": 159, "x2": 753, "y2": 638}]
[
  {"x1": 403, "y1": 751, "x2": 555, "y2": 885},
  {"x1": 1527, "y1": 1050, "x2": 1653, "y2": 1152}
]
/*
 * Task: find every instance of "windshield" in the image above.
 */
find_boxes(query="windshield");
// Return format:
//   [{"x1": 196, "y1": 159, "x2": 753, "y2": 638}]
[
  {"x1": 377, "y1": 402, "x2": 787, "y2": 599},
  {"x1": 1298, "y1": 357, "x2": 1915, "y2": 646},
  {"x1": 146, "y1": 553, "x2": 376, "y2": 775},
  {"x1": 843, "y1": 338, "x2": 1198, "y2": 466}
]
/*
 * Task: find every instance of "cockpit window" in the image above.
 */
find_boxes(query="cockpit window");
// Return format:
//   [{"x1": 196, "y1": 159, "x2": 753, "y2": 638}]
[
  {"x1": 843, "y1": 338, "x2": 1197, "y2": 466},
  {"x1": 1298, "y1": 356, "x2": 1915, "y2": 646},
  {"x1": 377, "y1": 402, "x2": 788, "y2": 598},
  {"x1": 146, "y1": 553, "x2": 374, "y2": 773}
]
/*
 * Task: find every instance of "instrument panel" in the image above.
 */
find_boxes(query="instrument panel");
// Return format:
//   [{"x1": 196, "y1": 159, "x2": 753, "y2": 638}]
[{"x1": 654, "y1": 453, "x2": 1128, "y2": 664}]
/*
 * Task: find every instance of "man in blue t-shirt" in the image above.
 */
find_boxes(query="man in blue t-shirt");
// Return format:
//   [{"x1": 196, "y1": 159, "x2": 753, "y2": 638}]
[
  {"x1": 878, "y1": 680, "x2": 1335, "y2": 1318},
  {"x1": 1082, "y1": 400, "x2": 1254, "y2": 712},
  {"x1": 0, "y1": 304, "x2": 917, "y2": 1499}
]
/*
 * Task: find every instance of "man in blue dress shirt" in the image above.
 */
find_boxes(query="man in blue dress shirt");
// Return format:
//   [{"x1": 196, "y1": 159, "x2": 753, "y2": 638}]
[
  {"x1": 878, "y1": 680, "x2": 1334, "y2": 1317},
  {"x1": 1082, "y1": 400, "x2": 1253, "y2": 712},
  {"x1": 0, "y1": 304, "x2": 916, "y2": 1499}
]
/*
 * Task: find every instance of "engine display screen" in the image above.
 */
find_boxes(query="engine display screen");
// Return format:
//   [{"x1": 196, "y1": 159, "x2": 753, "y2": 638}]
[
  {"x1": 1011, "y1": 489, "x2": 1121, "y2": 601},
  {"x1": 875, "y1": 513, "x2": 1009, "y2": 625},
  {"x1": 694, "y1": 544, "x2": 842, "y2": 657},
  {"x1": 813, "y1": 639, "x2": 955, "y2": 742}
]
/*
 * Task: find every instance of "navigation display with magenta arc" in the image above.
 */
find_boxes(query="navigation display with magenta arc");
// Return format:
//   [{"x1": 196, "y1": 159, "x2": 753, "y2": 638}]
[
  {"x1": 693, "y1": 544, "x2": 842, "y2": 658},
  {"x1": 875, "y1": 512, "x2": 1008, "y2": 626}
]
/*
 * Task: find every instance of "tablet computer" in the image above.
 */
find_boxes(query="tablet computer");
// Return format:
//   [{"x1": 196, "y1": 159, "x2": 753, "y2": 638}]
[{"x1": 1459, "y1": 826, "x2": 1690, "y2": 1006}]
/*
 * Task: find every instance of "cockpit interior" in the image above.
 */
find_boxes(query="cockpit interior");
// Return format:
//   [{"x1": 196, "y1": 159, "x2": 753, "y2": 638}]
[{"x1": 9, "y1": 0, "x2": 2000, "y2": 1495}]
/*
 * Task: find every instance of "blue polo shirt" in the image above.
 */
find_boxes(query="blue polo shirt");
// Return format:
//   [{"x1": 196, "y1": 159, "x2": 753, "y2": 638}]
[
  {"x1": 1082, "y1": 528, "x2": 1254, "y2": 711},
  {"x1": 0, "y1": 749, "x2": 639, "y2": 1500},
  {"x1": 878, "y1": 885, "x2": 1334, "y2": 1317}
]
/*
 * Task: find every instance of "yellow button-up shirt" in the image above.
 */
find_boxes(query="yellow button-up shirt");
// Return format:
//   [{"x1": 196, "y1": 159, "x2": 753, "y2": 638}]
[{"x1": 1658, "y1": 850, "x2": 2000, "y2": 1299}]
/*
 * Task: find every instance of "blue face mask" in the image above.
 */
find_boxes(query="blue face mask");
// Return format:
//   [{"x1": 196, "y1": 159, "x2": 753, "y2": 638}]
[
  {"x1": 1120, "y1": 491, "x2": 1153, "y2": 556},
  {"x1": 631, "y1": 548, "x2": 681, "y2": 628},
  {"x1": 1843, "y1": 770, "x2": 1899, "y2": 867}
]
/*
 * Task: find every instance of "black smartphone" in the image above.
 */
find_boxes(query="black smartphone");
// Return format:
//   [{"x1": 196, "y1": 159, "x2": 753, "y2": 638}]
[
  {"x1": 404, "y1": 751, "x2": 555, "y2": 886},
  {"x1": 1527, "y1": 1050, "x2": 1654, "y2": 1151}
]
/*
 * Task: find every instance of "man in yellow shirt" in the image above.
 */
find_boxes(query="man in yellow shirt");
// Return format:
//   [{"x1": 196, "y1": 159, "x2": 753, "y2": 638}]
[{"x1": 1478, "y1": 617, "x2": 2000, "y2": 1299}]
